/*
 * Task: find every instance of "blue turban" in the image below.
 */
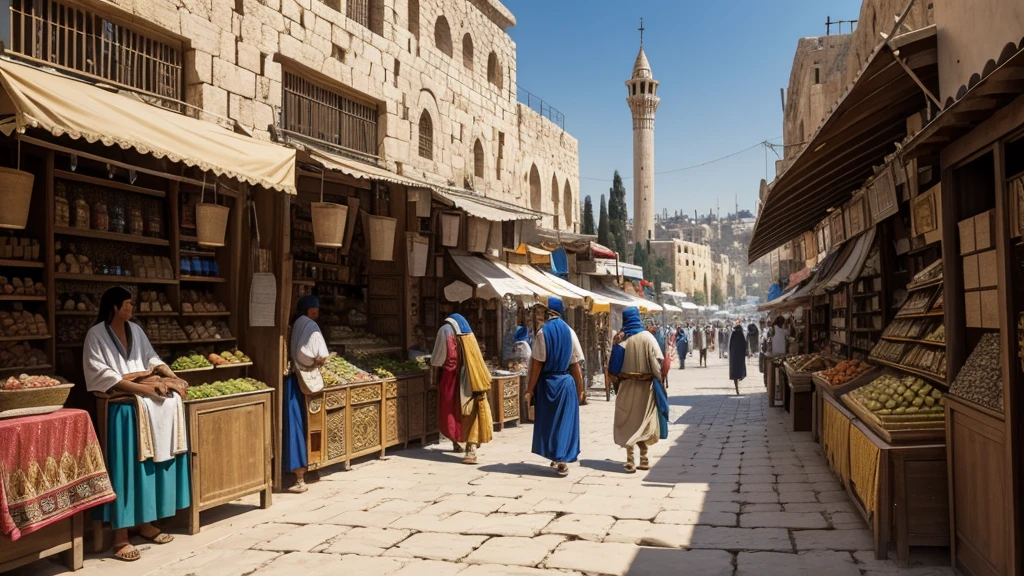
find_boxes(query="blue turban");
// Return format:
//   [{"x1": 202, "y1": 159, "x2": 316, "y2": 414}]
[
  {"x1": 446, "y1": 313, "x2": 472, "y2": 334},
  {"x1": 297, "y1": 295, "x2": 320, "y2": 316},
  {"x1": 545, "y1": 296, "x2": 564, "y2": 320},
  {"x1": 514, "y1": 326, "x2": 530, "y2": 342},
  {"x1": 621, "y1": 306, "x2": 644, "y2": 338}
]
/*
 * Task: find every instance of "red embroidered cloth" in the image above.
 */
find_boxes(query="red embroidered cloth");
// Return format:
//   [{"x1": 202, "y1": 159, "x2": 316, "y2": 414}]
[{"x1": 0, "y1": 408, "x2": 115, "y2": 541}]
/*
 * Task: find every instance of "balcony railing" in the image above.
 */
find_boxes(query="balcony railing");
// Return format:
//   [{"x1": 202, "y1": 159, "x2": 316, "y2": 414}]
[{"x1": 518, "y1": 88, "x2": 565, "y2": 130}]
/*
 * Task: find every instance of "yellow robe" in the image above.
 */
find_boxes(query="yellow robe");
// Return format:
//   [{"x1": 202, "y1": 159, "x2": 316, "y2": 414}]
[{"x1": 456, "y1": 332, "x2": 493, "y2": 445}]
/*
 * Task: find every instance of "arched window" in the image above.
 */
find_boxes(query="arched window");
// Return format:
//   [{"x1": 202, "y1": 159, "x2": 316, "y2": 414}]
[
  {"x1": 473, "y1": 139, "x2": 484, "y2": 179},
  {"x1": 487, "y1": 52, "x2": 503, "y2": 90},
  {"x1": 434, "y1": 16, "x2": 452, "y2": 57},
  {"x1": 563, "y1": 182, "x2": 572, "y2": 227},
  {"x1": 407, "y1": 0, "x2": 419, "y2": 38},
  {"x1": 551, "y1": 174, "x2": 559, "y2": 221},
  {"x1": 462, "y1": 34, "x2": 474, "y2": 70},
  {"x1": 418, "y1": 111, "x2": 433, "y2": 160},
  {"x1": 529, "y1": 164, "x2": 541, "y2": 212}
]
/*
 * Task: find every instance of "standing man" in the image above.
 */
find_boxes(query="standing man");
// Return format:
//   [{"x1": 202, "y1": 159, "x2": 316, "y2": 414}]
[
  {"x1": 608, "y1": 307, "x2": 669, "y2": 473},
  {"x1": 675, "y1": 325, "x2": 688, "y2": 369},
  {"x1": 693, "y1": 323, "x2": 708, "y2": 367},
  {"x1": 431, "y1": 313, "x2": 494, "y2": 464}
]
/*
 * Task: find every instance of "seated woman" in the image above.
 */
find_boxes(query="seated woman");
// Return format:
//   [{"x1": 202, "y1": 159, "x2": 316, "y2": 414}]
[{"x1": 83, "y1": 286, "x2": 190, "y2": 562}]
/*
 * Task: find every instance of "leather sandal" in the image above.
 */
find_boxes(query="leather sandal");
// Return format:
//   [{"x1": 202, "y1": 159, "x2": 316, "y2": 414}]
[
  {"x1": 112, "y1": 543, "x2": 140, "y2": 562},
  {"x1": 556, "y1": 463, "x2": 569, "y2": 476},
  {"x1": 139, "y1": 530, "x2": 174, "y2": 544},
  {"x1": 638, "y1": 456, "x2": 650, "y2": 471}
]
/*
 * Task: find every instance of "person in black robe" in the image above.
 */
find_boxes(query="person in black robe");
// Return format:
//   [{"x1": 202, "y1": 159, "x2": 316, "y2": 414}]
[{"x1": 728, "y1": 320, "x2": 748, "y2": 395}]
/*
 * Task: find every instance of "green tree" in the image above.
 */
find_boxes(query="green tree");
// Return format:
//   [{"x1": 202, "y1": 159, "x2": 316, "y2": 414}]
[
  {"x1": 608, "y1": 171, "x2": 628, "y2": 256},
  {"x1": 582, "y1": 196, "x2": 595, "y2": 235},
  {"x1": 692, "y1": 290, "x2": 707, "y2": 306},
  {"x1": 711, "y1": 283, "x2": 725, "y2": 307},
  {"x1": 597, "y1": 194, "x2": 610, "y2": 247},
  {"x1": 650, "y1": 256, "x2": 669, "y2": 299}
]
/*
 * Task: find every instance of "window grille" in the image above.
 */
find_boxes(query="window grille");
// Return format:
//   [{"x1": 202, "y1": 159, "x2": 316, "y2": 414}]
[
  {"x1": 473, "y1": 140, "x2": 484, "y2": 178},
  {"x1": 346, "y1": 0, "x2": 369, "y2": 28},
  {"x1": 282, "y1": 71, "x2": 379, "y2": 160},
  {"x1": 418, "y1": 111, "x2": 433, "y2": 160},
  {"x1": 7, "y1": 0, "x2": 182, "y2": 107}
]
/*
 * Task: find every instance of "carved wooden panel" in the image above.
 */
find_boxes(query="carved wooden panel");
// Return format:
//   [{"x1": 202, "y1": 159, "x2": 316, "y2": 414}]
[
  {"x1": 503, "y1": 396, "x2": 518, "y2": 420},
  {"x1": 395, "y1": 396, "x2": 408, "y2": 442},
  {"x1": 406, "y1": 375, "x2": 425, "y2": 394},
  {"x1": 502, "y1": 379, "x2": 517, "y2": 398},
  {"x1": 326, "y1": 409, "x2": 346, "y2": 460},
  {"x1": 426, "y1": 390, "x2": 438, "y2": 433},
  {"x1": 351, "y1": 384, "x2": 381, "y2": 404},
  {"x1": 352, "y1": 404, "x2": 381, "y2": 453},
  {"x1": 408, "y1": 394, "x2": 424, "y2": 436},
  {"x1": 308, "y1": 396, "x2": 323, "y2": 415},
  {"x1": 385, "y1": 398, "x2": 399, "y2": 445},
  {"x1": 325, "y1": 390, "x2": 346, "y2": 410},
  {"x1": 385, "y1": 381, "x2": 398, "y2": 398}
]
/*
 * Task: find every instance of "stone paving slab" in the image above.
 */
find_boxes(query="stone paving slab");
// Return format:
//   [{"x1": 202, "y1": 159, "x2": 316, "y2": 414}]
[
  {"x1": 160, "y1": 549, "x2": 281, "y2": 576},
  {"x1": 383, "y1": 532, "x2": 489, "y2": 561},
  {"x1": 736, "y1": 550, "x2": 860, "y2": 576},
  {"x1": 320, "y1": 527, "x2": 412, "y2": 556},
  {"x1": 544, "y1": 540, "x2": 640, "y2": 575},
  {"x1": 464, "y1": 535, "x2": 565, "y2": 566},
  {"x1": 541, "y1": 513, "x2": 617, "y2": 541}
]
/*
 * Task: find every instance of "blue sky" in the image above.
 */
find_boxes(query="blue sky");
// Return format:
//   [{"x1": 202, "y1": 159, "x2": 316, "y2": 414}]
[{"x1": 505, "y1": 0, "x2": 862, "y2": 218}]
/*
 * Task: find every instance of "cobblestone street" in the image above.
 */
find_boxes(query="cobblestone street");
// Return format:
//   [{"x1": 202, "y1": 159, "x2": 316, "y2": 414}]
[{"x1": 22, "y1": 355, "x2": 954, "y2": 576}]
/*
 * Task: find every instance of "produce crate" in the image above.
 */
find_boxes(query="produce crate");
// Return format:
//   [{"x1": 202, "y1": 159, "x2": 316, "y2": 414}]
[
  {"x1": 842, "y1": 392, "x2": 945, "y2": 445},
  {"x1": 812, "y1": 366, "x2": 881, "y2": 399},
  {"x1": 306, "y1": 379, "x2": 386, "y2": 471},
  {"x1": 488, "y1": 372, "x2": 520, "y2": 431}
]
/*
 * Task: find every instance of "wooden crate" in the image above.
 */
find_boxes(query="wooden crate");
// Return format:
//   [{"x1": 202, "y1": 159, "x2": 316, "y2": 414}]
[
  {"x1": 184, "y1": 389, "x2": 273, "y2": 534},
  {"x1": 387, "y1": 371, "x2": 428, "y2": 449},
  {"x1": 0, "y1": 514, "x2": 82, "y2": 573},
  {"x1": 843, "y1": 393, "x2": 946, "y2": 445},
  {"x1": 488, "y1": 374, "x2": 520, "y2": 431},
  {"x1": 306, "y1": 380, "x2": 385, "y2": 471},
  {"x1": 786, "y1": 378, "x2": 813, "y2": 432}
]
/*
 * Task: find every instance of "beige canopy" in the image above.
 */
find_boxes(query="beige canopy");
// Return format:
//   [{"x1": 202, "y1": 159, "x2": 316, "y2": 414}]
[{"x1": 0, "y1": 59, "x2": 297, "y2": 194}]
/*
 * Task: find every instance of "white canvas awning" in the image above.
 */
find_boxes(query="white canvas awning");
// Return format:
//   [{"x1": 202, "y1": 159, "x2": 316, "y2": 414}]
[
  {"x1": 0, "y1": 58, "x2": 296, "y2": 193},
  {"x1": 432, "y1": 186, "x2": 542, "y2": 222},
  {"x1": 449, "y1": 254, "x2": 539, "y2": 302},
  {"x1": 308, "y1": 149, "x2": 429, "y2": 188}
]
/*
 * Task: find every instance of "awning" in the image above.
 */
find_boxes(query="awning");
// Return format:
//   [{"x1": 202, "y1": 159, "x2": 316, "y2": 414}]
[
  {"x1": 822, "y1": 229, "x2": 876, "y2": 291},
  {"x1": 901, "y1": 39, "x2": 1024, "y2": 162},
  {"x1": 591, "y1": 283, "x2": 663, "y2": 313},
  {"x1": 306, "y1": 149, "x2": 430, "y2": 188},
  {"x1": 758, "y1": 284, "x2": 800, "y2": 312},
  {"x1": 535, "y1": 268, "x2": 614, "y2": 314},
  {"x1": 748, "y1": 26, "x2": 938, "y2": 262},
  {"x1": 449, "y1": 254, "x2": 539, "y2": 302},
  {"x1": 663, "y1": 303, "x2": 683, "y2": 313},
  {"x1": 0, "y1": 58, "x2": 296, "y2": 193},
  {"x1": 591, "y1": 243, "x2": 618, "y2": 259},
  {"x1": 433, "y1": 186, "x2": 542, "y2": 222},
  {"x1": 681, "y1": 302, "x2": 699, "y2": 311},
  {"x1": 507, "y1": 263, "x2": 584, "y2": 308}
]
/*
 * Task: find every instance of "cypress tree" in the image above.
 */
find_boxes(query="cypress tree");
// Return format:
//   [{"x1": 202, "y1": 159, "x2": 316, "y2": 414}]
[
  {"x1": 597, "y1": 194, "x2": 610, "y2": 247},
  {"x1": 582, "y1": 196, "x2": 595, "y2": 235}
]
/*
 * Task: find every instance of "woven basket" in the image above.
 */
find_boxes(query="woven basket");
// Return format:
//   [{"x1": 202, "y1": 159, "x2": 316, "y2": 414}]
[
  {"x1": 367, "y1": 214, "x2": 397, "y2": 261},
  {"x1": 0, "y1": 383, "x2": 73, "y2": 417},
  {"x1": 196, "y1": 203, "x2": 230, "y2": 247},
  {"x1": 0, "y1": 167, "x2": 34, "y2": 230},
  {"x1": 440, "y1": 212, "x2": 461, "y2": 247},
  {"x1": 407, "y1": 233, "x2": 429, "y2": 277},
  {"x1": 311, "y1": 202, "x2": 349, "y2": 248}
]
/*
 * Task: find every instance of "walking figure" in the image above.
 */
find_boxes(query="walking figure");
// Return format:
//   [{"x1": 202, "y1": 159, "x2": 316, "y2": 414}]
[{"x1": 728, "y1": 319, "x2": 748, "y2": 395}]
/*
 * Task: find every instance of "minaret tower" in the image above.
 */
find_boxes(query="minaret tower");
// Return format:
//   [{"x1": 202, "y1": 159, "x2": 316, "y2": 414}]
[{"x1": 626, "y1": 19, "x2": 660, "y2": 247}]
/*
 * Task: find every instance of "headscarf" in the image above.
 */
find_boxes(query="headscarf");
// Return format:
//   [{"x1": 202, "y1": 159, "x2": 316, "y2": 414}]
[
  {"x1": 620, "y1": 306, "x2": 644, "y2": 339},
  {"x1": 95, "y1": 286, "x2": 133, "y2": 325},
  {"x1": 446, "y1": 313, "x2": 472, "y2": 335},
  {"x1": 545, "y1": 297, "x2": 565, "y2": 321},
  {"x1": 513, "y1": 326, "x2": 530, "y2": 342},
  {"x1": 297, "y1": 295, "x2": 320, "y2": 317}
]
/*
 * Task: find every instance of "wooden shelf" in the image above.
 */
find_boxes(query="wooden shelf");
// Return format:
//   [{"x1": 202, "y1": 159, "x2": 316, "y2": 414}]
[
  {"x1": 0, "y1": 364, "x2": 52, "y2": 373},
  {"x1": 870, "y1": 357, "x2": 947, "y2": 387},
  {"x1": 55, "y1": 273, "x2": 177, "y2": 285},
  {"x1": 136, "y1": 311, "x2": 178, "y2": 317},
  {"x1": 0, "y1": 335, "x2": 51, "y2": 342},
  {"x1": 0, "y1": 295, "x2": 46, "y2": 301},
  {"x1": 189, "y1": 337, "x2": 237, "y2": 344},
  {"x1": 173, "y1": 365, "x2": 214, "y2": 374},
  {"x1": 181, "y1": 311, "x2": 230, "y2": 317},
  {"x1": 0, "y1": 259, "x2": 44, "y2": 269},
  {"x1": 896, "y1": 311, "x2": 945, "y2": 319},
  {"x1": 852, "y1": 328, "x2": 882, "y2": 333},
  {"x1": 215, "y1": 362, "x2": 253, "y2": 369},
  {"x1": 56, "y1": 311, "x2": 97, "y2": 316},
  {"x1": 882, "y1": 336, "x2": 946, "y2": 346},
  {"x1": 55, "y1": 170, "x2": 166, "y2": 198},
  {"x1": 292, "y1": 279, "x2": 315, "y2": 287},
  {"x1": 180, "y1": 276, "x2": 226, "y2": 283},
  {"x1": 55, "y1": 226, "x2": 169, "y2": 246},
  {"x1": 180, "y1": 249, "x2": 217, "y2": 257},
  {"x1": 853, "y1": 293, "x2": 881, "y2": 299},
  {"x1": 906, "y1": 277, "x2": 943, "y2": 292},
  {"x1": 180, "y1": 235, "x2": 199, "y2": 243}
]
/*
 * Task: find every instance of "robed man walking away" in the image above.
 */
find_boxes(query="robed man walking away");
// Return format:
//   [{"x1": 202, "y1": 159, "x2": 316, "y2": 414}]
[
  {"x1": 608, "y1": 307, "x2": 670, "y2": 473},
  {"x1": 430, "y1": 314, "x2": 494, "y2": 464},
  {"x1": 728, "y1": 320, "x2": 748, "y2": 395}
]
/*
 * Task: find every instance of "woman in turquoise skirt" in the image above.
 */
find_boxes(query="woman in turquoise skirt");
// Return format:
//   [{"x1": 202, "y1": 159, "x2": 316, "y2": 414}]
[{"x1": 83, "y1": 287, "x2": 191, "y2": 561}]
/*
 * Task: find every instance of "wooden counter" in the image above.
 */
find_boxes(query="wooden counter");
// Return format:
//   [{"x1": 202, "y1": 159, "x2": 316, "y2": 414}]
[
  {"x1": 488, "y1": 374, "x2": 519, "y2": 431},
  {"x1": 0, "y1": 513, "x2": 82, "y2": 573},
  {"x1": 306, "y1": 379, "x2": 387, "y2": 471},
  {"x1": 385, "y1": 371, "x2": 429, "y2": 449}
]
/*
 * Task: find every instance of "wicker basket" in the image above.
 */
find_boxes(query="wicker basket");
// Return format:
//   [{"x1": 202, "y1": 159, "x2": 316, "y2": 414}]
[
  {"x1": 0, "y1": 167, "x2": 34, "y2": 230},
  {"x1": 407, "y1": 233, "x2": 429, "y2": 277},
  {"x1": 440, "y1": 212, "x2": 461, "y2": 247},
  {"x1": 196, "y1": 203, "x2": 230, "y2": 247},
  {"x1": 0, "y1": 383, "x2": 73, "y2": 418},
  {"x1": 366, "y1": 214, "x2": 397, "y2": 261},
  {"x1": 311, "y1": 202, "x2": 349, "y2": 248}
]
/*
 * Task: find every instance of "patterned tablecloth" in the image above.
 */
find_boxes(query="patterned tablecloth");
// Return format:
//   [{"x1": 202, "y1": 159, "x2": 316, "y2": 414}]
[{"x1": 0, "y1": 408, "x2": 115, "y2": 541}]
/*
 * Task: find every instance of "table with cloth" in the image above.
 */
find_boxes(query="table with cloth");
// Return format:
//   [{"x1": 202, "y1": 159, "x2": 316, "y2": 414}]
[{"x1": 0, "y1": 408, "x2": 116, "y2": 571}]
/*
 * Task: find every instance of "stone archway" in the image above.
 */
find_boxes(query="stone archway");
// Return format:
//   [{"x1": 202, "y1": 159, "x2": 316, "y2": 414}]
[{"x1": 529, "y1": 164, "x2": 542, "y2": 212}]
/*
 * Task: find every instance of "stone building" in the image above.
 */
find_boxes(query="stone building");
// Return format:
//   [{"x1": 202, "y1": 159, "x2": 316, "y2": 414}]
[
  {"x1": 650, "y1": 239, "x2": 712, "y2": 299},
  {"x1": 625, "y1": 32, "x2": 659, "y2": 245},
  {"x1": 10, "y1": 0, "x2": 580, "y2": 230}
]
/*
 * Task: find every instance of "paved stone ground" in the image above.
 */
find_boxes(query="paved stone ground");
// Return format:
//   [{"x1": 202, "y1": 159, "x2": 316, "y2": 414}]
[{"x1": 19, "y1": 354, "x2": 956, "y2": 576}]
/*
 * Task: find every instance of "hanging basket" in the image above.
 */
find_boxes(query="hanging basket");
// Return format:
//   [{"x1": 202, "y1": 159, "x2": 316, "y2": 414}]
[
  {"x1": 311, "y1": 202, "x2": 349, "y2": 247},
  {"x1": 467, "y1": 217, "x2": 490, "y2": 253},
  {"x1": 196, "y1": 204, "x2": 230, "y2": 247},
  {"x1": 367, "y1": 214, "x2": 397, "y2": 261},
  {"x1": 0, "y1": 167, "x2": 34, "y2": 230},
  {"x1": 440, "y1": 212, "x2": 461, "y2": 247},
  {"x1": 407, "y1": 233, "x2": 429, "y2": 277}
]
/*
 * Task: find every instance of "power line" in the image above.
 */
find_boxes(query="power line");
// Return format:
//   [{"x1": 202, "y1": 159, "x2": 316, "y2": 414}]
[{"x1": 581, "y1": 136, "x2": 789, "y2": 182}]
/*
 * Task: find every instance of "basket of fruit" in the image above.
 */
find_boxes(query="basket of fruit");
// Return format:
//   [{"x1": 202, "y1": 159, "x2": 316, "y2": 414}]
[
  {"x1": 0, "y1": 374, "x2": 74, "y2": 418},
  {"x1": 170, "y1": 353, "x2": 214, "y2": 373},
  {"x1": 842, "y1": 372, "x2": 946, "y2": 443},
  {"x1": 208, "y1": 349, "x2": 252, "y2": 366},
  {"x1": 812, "y1": 359, "x2": 879, "y2": 398},
  {"x1": 784, "y1": 354, "x2": 832, "y2": 391},
  {"x1": 185, "y1": 378, "x2": 269, "y2": 402}
]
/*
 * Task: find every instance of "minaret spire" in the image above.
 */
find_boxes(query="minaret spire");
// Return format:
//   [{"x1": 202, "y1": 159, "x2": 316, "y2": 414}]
[{"x1": 625, "y1": 25, "x2": 659, "y2": 247}]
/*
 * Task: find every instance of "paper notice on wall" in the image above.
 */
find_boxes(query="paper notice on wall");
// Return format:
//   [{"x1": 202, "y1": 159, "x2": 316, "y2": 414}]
[{"x1": 249, "y1": 273, "x2": 277, "y2": 327}]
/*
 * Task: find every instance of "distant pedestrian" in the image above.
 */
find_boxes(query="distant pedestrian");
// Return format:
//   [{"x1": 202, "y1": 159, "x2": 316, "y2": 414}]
[
  {"x1": 718, "y1": 323, "x2": 728, "y2": 359},
  {"x1": 728, "y1": 320, "x2": 748, "y2": 395},
  {"x1": 675, "y1": 326, "x2": 688, "y2": 369},
  {"x1": 693, "y1": 324, "x2": 709, "y2": 367},
  {"x1": 525, "y1": 298, "x2": 583, "y2": 477},
  {"x1": 747, "y1": 322, "x2": 759, "y2": 358},
  {"x1": 769, "y1": 316, "x2": 789, "y2": 356}
]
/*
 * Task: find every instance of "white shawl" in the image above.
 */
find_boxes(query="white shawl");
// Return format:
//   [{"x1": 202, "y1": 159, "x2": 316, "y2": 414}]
[
  {"x1": 290, "y1": 315, "x2": 329, "y2": 370},
  {"x1": 82, "y1": 322, "x2": 187, "y2": 463}
]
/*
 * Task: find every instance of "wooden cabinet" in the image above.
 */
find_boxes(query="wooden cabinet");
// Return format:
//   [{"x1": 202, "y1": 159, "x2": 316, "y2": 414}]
[
  {"x1": 184, "y1": 389, "x2": 273, "y2": 535},
  {"x1": 386, "y1": 372, "x2": 428, "y2": 449},
  {"x1": 0, "y1": 514, "x2": 82, "y2": 573},
  {"x1": 945, "y1": 395, "x2": 1008, "y2": 576},
  {"x1": 489, "y1": 374, "x2": 519, "y2": 431},
  {"x1": 306, "y1": 380, "x2": 386, "y2": 471}
]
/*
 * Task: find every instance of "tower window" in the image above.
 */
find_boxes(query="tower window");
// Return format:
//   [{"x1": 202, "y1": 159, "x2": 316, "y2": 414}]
[
  {"x1": 496, "y1": 132, "x2": 504, "y2": 180},
  {"x1": 473, "y1": 139, "x2": 484, "y2": 179},
  {"x1": 418, "y1": 111, "x2": 433, "y2": 160},
  {"x1": 462, "y1": 34, "x2": 474, "y2": 70},
  {"x1": 640, "y1": 82, "x2": 645, "y2": 94},
  {"x1": 434, "y1": 16, "x2": 452, "y2": 57},
  {"x1": 487, "y1": 52, "x2": 503, "y2": 90},
  {"x1": 814, "y1": 67, "x2": 820, "y2": 84},
  {"x1": 632, "y1": 84, "x2": 636, "y2": 96}
]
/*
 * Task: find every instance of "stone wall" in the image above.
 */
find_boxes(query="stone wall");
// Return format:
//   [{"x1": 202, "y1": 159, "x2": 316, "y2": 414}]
[
  {"x1": 651, "y1": 239, "x2": 712, "y2": 298},
  {"x1": 516, "y1": 104, "x2": 581, "y2": 231},
  {"x1": 94, "y1": 0, "x2": 579, "y2": 229}
]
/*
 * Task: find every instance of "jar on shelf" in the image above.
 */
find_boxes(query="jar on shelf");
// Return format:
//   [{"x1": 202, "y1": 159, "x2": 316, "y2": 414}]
[
  {"x1": 110, "y1": 204, "x2": 126, "y2": 234},
  {"x1": 92, "y1": 199, "x2": 109, "y2": 231},
  {"x1": 129, "y1": 205, "x2": 144, "y2": 236},
  {"x1": 73, "y1": 197, "x2": 90, "y2": 229},
  {"x1": 55, "y1": 183, "x2": 70, "y2": 227},
  {"x1": 145, "y1": 207, "x2": 163, "y2": 238}
]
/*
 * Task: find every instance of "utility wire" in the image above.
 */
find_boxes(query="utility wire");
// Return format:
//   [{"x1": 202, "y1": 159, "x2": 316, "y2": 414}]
[{"x1": 580, "y1": 136, "x2": 799, "y2": 182}]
